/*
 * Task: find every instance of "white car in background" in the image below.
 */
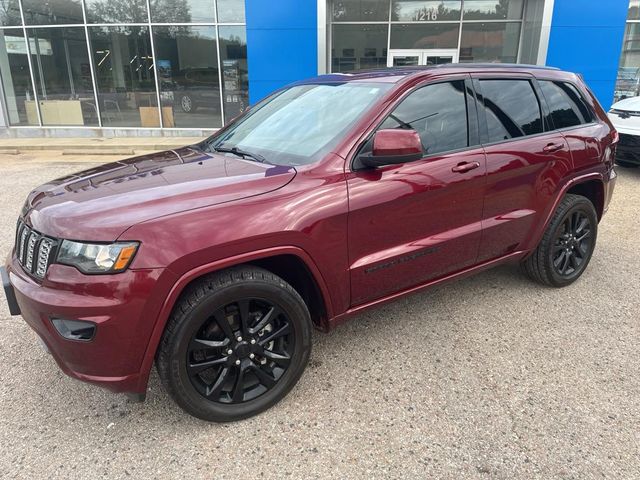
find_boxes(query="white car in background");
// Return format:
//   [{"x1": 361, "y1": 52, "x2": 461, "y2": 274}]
[{"x1": 609, "y1": 96, "x2": 640, "y2": 168}]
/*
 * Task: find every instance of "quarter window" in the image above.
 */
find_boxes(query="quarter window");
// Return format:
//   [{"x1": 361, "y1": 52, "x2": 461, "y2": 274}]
[
  {"x1": 539, "y1": 80, "x2": 593, "y2": 129},
  {"x1": 478, "y1": 79, "x2": 543, "y2": 143},
  {"x1": 380, "y1": 80, "x2": 469, "y2": 155}
]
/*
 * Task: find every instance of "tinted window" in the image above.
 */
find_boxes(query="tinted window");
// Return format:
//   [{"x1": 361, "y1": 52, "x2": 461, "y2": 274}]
[
  {"x1": 539, "y1": 81, "x2": 593, "y2": 129},
  {"x1": 380, "y1": 81, "x2": 469, "y2": 155},
  {"x1": 479, "y1": 79, "x2": 543, "y2": 143}
]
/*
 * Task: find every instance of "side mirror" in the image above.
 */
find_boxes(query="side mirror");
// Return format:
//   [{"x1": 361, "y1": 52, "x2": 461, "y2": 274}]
[{"x1": 355, "y1": 129, "x2": 423, "y2": 169}]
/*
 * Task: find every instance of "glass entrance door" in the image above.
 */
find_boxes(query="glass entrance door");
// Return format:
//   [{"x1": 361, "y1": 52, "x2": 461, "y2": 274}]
[{"x1": 388, "y1": 49, "x2": 458, "y2": 67}]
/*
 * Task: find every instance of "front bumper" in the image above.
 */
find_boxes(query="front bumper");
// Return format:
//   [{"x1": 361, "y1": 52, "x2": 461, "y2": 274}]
[
  {"x1": 1, "y1": 266, "x2": 20, "y2": 315},
  {"x1": 3, "y1": 255, "x2": 170, "y2": 394},
  {"x1": 616, "y1": 133, "x2": 640, "y2": 165}
]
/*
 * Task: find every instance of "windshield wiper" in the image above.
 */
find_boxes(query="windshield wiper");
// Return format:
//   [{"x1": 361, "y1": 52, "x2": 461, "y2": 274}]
[{"x1": 212, "y1": 144, "x2": 267, "y2": 164}]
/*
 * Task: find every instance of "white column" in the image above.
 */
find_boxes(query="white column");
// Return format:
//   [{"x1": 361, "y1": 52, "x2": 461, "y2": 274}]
[
  {"x1": 0, "y1": 33, "x2": 19, "y2": 125},
  {"x1": 317, "y1": 0, "x2": 327, "y2": 74}
]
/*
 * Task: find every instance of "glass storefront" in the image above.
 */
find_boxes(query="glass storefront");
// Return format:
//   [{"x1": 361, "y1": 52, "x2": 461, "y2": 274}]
[
  {"x1": 0, "y1": 0, "x2": 247, "y2": 129},
  {"x1": 615, "y1": 1, "x2": 640, "y2": 101},
  {"x1": 330, "y1": 0, "x2": 531, "y2": 72}
]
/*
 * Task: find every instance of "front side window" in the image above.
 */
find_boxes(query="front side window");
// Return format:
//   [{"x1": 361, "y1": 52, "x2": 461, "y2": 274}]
[
  {"x1": 478, "y1": 79, "x2": 543, "y2": 143},
  {"x1": 380, "y1": 80, "x2": 469, "y2": 155},
  {"x1": 209, "y1": 82, "x2": 392, "y2": 165},
  {"x1": 539, "y1": 80, "x2": 593, "y2": 130}
]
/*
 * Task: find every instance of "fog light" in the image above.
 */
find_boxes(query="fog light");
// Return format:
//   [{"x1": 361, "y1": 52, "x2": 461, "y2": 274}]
[{"x1": 50, "y1": 318, "x2": 96, "y2": 341}]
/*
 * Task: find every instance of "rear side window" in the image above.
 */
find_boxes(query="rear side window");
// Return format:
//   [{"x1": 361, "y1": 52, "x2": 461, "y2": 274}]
[
  {"x1": 539, "y1": 80, "x2": 594, "y2": 129},
  {"x1": 478, "y1": 79, "x2": 543, "y2": 143},
  {"x1": 379, "y1": 80, "x2": 469, "y2": 155}
]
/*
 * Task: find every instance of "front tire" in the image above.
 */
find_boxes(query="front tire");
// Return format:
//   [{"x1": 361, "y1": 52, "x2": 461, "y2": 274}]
[
  {"x1": 156, "y1": 266, "x2": 312, "y2": 422},
  {"x1": 521, "y1": 194, "x2": 598, "y2": 287}
]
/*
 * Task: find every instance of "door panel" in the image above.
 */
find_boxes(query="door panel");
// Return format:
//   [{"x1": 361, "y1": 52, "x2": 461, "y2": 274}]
[
  {"x1": 479, "y1": 135, "x2": 573, "y2": 262},
  {"x1": 473, "y1": 76, "x2": 574, "y2": 262},
  {"x1": 347, "y1": 79, "x2": 484, "y2": 306},
  {"x1": 347, "y1": 150, "x2": 486, "y2": 305}
]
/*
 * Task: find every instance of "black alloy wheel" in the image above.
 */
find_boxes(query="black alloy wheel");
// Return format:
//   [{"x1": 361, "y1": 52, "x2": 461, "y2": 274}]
[
  {"x1": 551, "y1": 210, "x2": 593, "y2": 277},
  {"x1": 157, "y1": 266, "x2": 312, "y2": 422},
  {"x1": 521, "y1": 193, "x2": 598, "y2": 287},
  {"x1": 186, "y1": 298, "x2": 294, "y2": 404}
]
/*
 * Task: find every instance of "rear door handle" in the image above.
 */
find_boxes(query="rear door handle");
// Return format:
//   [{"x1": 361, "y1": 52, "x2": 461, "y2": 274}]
[
  {"x1": 451, "y1": 161, "x2": 481, "y2": 173},
  {"x1": 543, "y1": 142, "x2": 564, "y2": 153}
]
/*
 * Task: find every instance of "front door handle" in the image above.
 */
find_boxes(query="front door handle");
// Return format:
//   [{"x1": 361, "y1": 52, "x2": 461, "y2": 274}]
[
  {"x1": 451, "y1": 161, "x2": 481, "y2": 173},
  {"x1": 543, "y1": 142, "x2": 564, "y2": 153}
]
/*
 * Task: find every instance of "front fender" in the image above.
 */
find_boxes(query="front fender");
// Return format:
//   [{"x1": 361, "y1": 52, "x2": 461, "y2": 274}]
[{"x1": 132, "y1": 245, "x2": 334, "y2": 394}]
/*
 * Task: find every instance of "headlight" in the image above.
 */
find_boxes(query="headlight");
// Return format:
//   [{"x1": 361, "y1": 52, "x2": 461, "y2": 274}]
[{"x1": 57, "y1": 240, "x2": 139, "y2": 274}]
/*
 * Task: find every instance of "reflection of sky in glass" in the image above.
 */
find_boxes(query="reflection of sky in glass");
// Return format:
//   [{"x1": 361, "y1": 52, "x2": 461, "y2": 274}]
[
  {"x1": 394, "y1": 1, "x2": 461, "y2": 19},
  {"x1": 463, "y1": 0, "x2": 523, "y2": 18},
  {"x1": 217, "y1": 0, "x2": 245, "y2": 23},
  {"x1": 465, "y1": 1, "x2": 503, "y2": 10},
  {"x1": 190, "y1": 2, "x2": 213, "y2": 22}
]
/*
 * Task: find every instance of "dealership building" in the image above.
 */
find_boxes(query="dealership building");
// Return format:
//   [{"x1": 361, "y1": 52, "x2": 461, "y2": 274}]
[{"x1": 0, "y1": 0, "x2": 636, "y2": 137}]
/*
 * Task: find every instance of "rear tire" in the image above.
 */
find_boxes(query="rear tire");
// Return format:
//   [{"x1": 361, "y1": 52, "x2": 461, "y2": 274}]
[
  {"x1": 156, "y1": 266, "x2": 312, "y2": 422},
  {"x1": 521, "y1": 194, "x2": 598, "y2": 287}
]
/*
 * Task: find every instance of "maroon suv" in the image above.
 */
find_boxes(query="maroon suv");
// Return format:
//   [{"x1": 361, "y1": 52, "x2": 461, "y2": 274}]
[{"x1": 2, "y1": 65, "x2": 617, "y2": 422}]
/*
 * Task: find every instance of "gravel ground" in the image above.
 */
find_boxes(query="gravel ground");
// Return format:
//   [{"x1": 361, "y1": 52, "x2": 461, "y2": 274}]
[{"x1": 0, "y1": 153, "x2": 639, "y2": 479}]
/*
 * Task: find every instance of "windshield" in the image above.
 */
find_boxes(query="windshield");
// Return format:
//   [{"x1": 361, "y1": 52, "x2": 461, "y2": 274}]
[{"x1": 208, "y1": 82, "x2": 392, "y2": 165}]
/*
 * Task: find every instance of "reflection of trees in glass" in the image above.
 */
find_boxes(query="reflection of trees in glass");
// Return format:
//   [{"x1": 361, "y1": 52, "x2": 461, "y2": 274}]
[
  {"x1": 0, "y1": 0, "x2": 21, "y2": 25},
  {"x1": 21, "y1": 0, "x2": 83, "y2": 24},
  {"x1": 495, "y1": 0, "x2": 510, "y2": 18},
  {"x1": 465, "y1": 0, "x2": 514, "y2": 19},
  {"x1": 392, "y1": 1, "x2": 460, "y2": 22},
  {"x1": 87, "y1": 0, "x2": 148, "y2": 23},
  {"x1": 150, "y1": 0, "x2": 192, "y2": 25}
]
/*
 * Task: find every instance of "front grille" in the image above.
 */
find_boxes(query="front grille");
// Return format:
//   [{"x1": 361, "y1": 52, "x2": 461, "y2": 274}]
[
  {"x1": 618, "y1": 133, "x2": 640, "y2": 147},
  {"x1": 15, "y1": 220, "x2": 58, "y2": 279}
]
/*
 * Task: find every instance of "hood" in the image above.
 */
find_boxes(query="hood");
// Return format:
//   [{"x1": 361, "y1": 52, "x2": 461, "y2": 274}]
[
  {"x1": 23, "y1": 147, "x2": 296, "y2": 241},
  {"x1": 609, "y1": 97, "x2": 640, "y2": 135},
  {"x1": 611, "y1": 96, "x2": 640, "y2": 112}
]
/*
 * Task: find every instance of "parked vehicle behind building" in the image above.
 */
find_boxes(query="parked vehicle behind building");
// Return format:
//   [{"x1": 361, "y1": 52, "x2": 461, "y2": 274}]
[{"x1": 2, "y1": 65, "x2": 617, "y2": 422}]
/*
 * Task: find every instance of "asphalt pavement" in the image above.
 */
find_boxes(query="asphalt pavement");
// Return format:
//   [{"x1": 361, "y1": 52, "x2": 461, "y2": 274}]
[{"x1": 0, "y1": 152, "x2": 638, "y2": 479}]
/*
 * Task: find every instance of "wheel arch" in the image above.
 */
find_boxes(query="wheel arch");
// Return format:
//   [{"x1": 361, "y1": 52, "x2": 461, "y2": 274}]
[
  {"x1": 134, "y1": 246, "x2": 333, "y2": 393},
  {"x1": 523, "y1": 172, "x2": 605, "y2": 254},
  {"x1": 566, "y1": 178, "x2": 605, "y2": 220}
]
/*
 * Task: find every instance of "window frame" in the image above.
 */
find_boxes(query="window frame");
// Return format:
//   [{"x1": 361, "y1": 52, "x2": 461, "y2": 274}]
[
  {"x1": 349, "y1": 74, "x2": 481, "y2": 171},
  {"x1": 536, "y1": 78, "x2": 598, "y2": 132},
  {"x1": 0, "y1": 0, "x2": 247, "y2": 130},
  {"x1": 471, "y1": 73, "x2": 551, "y2": 147}
]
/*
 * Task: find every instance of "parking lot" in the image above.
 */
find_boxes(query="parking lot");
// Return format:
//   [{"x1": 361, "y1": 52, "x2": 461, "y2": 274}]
[{"x1": 0, "y1": 152, "x2": 638, "y2": 479}]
